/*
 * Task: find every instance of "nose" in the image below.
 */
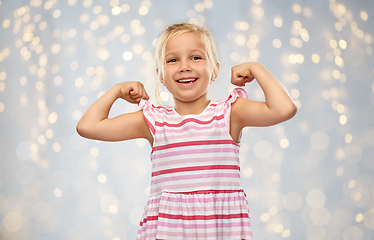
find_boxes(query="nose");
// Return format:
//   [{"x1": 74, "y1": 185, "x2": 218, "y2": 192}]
[{"x1": 179, "y1": 60, "x2": 191, "y2": 72}]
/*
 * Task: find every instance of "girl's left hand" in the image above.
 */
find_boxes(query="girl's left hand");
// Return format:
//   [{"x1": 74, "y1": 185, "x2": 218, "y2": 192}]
[{"x1": 231, "y1": 63, "x2": 255, "y2": 86}]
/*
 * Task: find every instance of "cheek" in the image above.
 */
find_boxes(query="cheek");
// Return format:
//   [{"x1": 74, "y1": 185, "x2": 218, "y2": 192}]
[
  {"x1": 202, "y1": 66, "x2": 214, "y2": 78},
  {"x1": 161, "y1": 66, "x2": 169, "y2": 79},
  {"x1": 164, "y1": 65, "x2": 178, "y2": 79}
]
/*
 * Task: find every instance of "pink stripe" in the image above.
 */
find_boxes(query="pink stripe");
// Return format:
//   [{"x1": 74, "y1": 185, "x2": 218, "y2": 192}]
[
  {"x1": 153, "y1": 156, "x2": 238, "y2": 169},
  {"x1": 144, "y1": 200, "x2": 248, "y2": 213},
  {"x1": 162, "y1": 102, "x2": 218, "y2": 118},
  {"x1": 153, "y1": 104, "x2": 173, "y2": 112},
  {"x1": 141, "y1": 212, "x2": 249, "y2": 225},
  {"x1": 141, "y1": 228, "x2": 252, "y2": 238},
  {"x1": 153, "y1": 221, "x2": 250, "y2": 229},
  {"x1": 154, "y1": 129, "x2": 226, "y2": 142},
  {"x1": 157, "y1": 201, "x2": 247, "y2": 211},
  {"x1": 155, "y1": 113, "x2": 221, "y2": 124},
  {"x1": 155, "y1": 122, "x2": 226, "y2": 134},
  {"x1": 138, "y1": 226, "x2": 252, "y2": 239},
  {"x1": 152, "y1": 147, "x2": 239, "y2": 159},
  {"x1": 144, "y1": 117, "x2": 155, "y2": 135},
  {"x1": 152, "y1": 165, "x2": 239, "y2": 177},
  {"x1": 151, "y1": 172, "x2": 239, "y2": 185},
  {"x1": 150, "y1": 181, "x2": 242, "y2": 194},
  {"x1": 158, "y1": 212, "x2": 249, "y2": 221},
  {"x1": 145, "y1": 192, "x2": 246, "y2": 205},
  {"x1": 145, "y1": 209, "x2": 249, "y2": 219},
  {"x1": 155, "y1": 114, "x2": 224, "y2": 128},
  {"x1": 145, "y1": 204, "x2": 248, "y2": 215},
  {"x1": 154, "y1": 139, "x2": 238, "y2": 152},
  {"x1": 234, "y1": 88, "x2": 248, "y2": 98},
  {"x1": 139, "y1": 219, "x2": 250, "y2": 231},
  {"x1": 164, "y1": 189, "x2": 244, "y2": 195}
]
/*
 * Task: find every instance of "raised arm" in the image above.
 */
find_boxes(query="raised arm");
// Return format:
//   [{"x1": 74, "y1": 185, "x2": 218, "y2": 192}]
[
  {"x1": 230, "y1": 62, "x2": 297, "y2": 130},
  {"x1": 76, "y1": 81, "x2": 153, "y2": 145}
]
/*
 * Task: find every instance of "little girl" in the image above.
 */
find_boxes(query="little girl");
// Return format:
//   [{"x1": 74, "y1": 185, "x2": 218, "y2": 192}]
[{"x1": 77, "y1": 23, "x2": 297, "y2": 240}]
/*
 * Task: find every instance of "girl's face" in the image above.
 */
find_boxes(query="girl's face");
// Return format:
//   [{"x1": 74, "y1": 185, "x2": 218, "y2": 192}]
[{"x1": 160, "y1": 32, "x2": 216, "y2": 104}]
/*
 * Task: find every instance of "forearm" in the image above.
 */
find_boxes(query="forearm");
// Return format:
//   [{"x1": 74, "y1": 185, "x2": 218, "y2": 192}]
[{"x1": 249, "y1": 63, "x2": 297, "y2": 115}]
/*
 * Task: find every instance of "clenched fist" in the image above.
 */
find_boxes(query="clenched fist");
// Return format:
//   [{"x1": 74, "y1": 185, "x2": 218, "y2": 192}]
[
  {"x1": 117, "y1": 81, "x2": 149, "y2": 104},
  {"x1": 231, "y1": 63, "x2": 255, "y2": 86}
]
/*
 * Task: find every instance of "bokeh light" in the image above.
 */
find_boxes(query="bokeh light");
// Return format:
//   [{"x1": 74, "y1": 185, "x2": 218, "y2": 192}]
[{"x1": 0, "y1": 0, "x2": 373, "y2": 239}]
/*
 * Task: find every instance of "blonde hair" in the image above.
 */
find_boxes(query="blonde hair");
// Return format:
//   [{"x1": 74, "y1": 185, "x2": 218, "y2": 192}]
[{"x1": 155, "y1": 22, "x2": 219, "y2": 81}]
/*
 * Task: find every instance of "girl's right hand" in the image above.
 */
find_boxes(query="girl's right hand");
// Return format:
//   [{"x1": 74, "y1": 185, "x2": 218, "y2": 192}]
[
  {"x1": 77, "y1": 80, "x2": 153, "y2": 143},
  {"x1": 118, "y1": 81, "x2": 149, "y2": 104}
]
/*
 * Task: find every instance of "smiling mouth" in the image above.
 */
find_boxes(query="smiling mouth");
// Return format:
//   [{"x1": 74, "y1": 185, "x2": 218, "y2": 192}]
[{"x1": 176, "y1": 78, "x2": 197, "y2": 83}]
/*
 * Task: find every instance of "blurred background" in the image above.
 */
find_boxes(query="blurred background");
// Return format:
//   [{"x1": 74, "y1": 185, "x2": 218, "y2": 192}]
[{"x1": 0, "y1": 0, "x2": 373, "y2": 239}]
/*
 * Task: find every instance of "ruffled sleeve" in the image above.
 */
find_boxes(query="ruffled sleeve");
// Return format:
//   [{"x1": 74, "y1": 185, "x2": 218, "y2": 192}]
[
  {"x1": 139, "y1": 99, "x2": 156, "y2": 137},
  {"x1": 226, "y1": 88, "x2": 248, "y2": 104},
  {"x1": 223, "y1": 88, "x2": 248, "y2": 141}
]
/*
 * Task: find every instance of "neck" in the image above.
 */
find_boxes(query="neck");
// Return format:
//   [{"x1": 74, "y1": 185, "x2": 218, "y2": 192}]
[{"x1": 173, "y1": 95, "x2": 210, "y2": 116}]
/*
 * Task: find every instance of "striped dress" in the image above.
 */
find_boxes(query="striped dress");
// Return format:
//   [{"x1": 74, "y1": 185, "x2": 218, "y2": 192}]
[{"x1": 137, "y1": 88, "x2": 253, "y2": 239}]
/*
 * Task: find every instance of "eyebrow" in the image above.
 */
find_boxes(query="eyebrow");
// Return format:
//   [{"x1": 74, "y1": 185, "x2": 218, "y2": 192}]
[{"x1": 165, "y1": 49, "x2": 206, "y2": 57}]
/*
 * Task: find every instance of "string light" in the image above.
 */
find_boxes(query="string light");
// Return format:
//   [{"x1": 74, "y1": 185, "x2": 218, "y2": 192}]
[{"x1": 0, "y1": 1, "x2": 373, "y2": 239}]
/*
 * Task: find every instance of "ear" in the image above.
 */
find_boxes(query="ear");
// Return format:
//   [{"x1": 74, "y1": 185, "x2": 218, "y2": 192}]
[
  {"x1": 156, "y1": 67, "x2": 165, "y2": 85},
  {"x1": 215, "y1": 61, "x2": 220, "y2": 74},
  {"x1": 211, "y1": 61, "x2": 220, "y2": 81}
]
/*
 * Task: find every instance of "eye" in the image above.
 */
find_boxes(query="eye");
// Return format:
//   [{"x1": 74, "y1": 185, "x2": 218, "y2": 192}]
[
  {"x1": 166, "y1": 58, "x2": 177, "y2": 63},
  {"x1": 191, "y1": 56, "x2": 202, "y2": 60}
]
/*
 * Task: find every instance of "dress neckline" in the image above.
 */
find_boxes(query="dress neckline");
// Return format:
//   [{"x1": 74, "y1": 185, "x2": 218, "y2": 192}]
[{"x1": 172, "y1": 100, "x2": 213, "y2": 117}]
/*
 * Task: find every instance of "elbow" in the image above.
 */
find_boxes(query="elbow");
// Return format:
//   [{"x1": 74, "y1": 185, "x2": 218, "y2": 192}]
[
  {"x1": 264, "y1": 101, "x2": 298, "y2": 126},
  {"x1": 76, "y1": 120, "x2": 90, "y2": 138},
  {"x1": 282, "y1": 102, "x2": 298, "y2": 121},
  {"x1": 76, "y1": 121, "x2": 84, "y2": 137}
]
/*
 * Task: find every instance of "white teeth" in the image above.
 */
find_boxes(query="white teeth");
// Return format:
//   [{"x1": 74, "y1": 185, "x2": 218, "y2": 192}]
[{"x1": 178, "y1": 78, "x2": 196, "y2": 83}]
